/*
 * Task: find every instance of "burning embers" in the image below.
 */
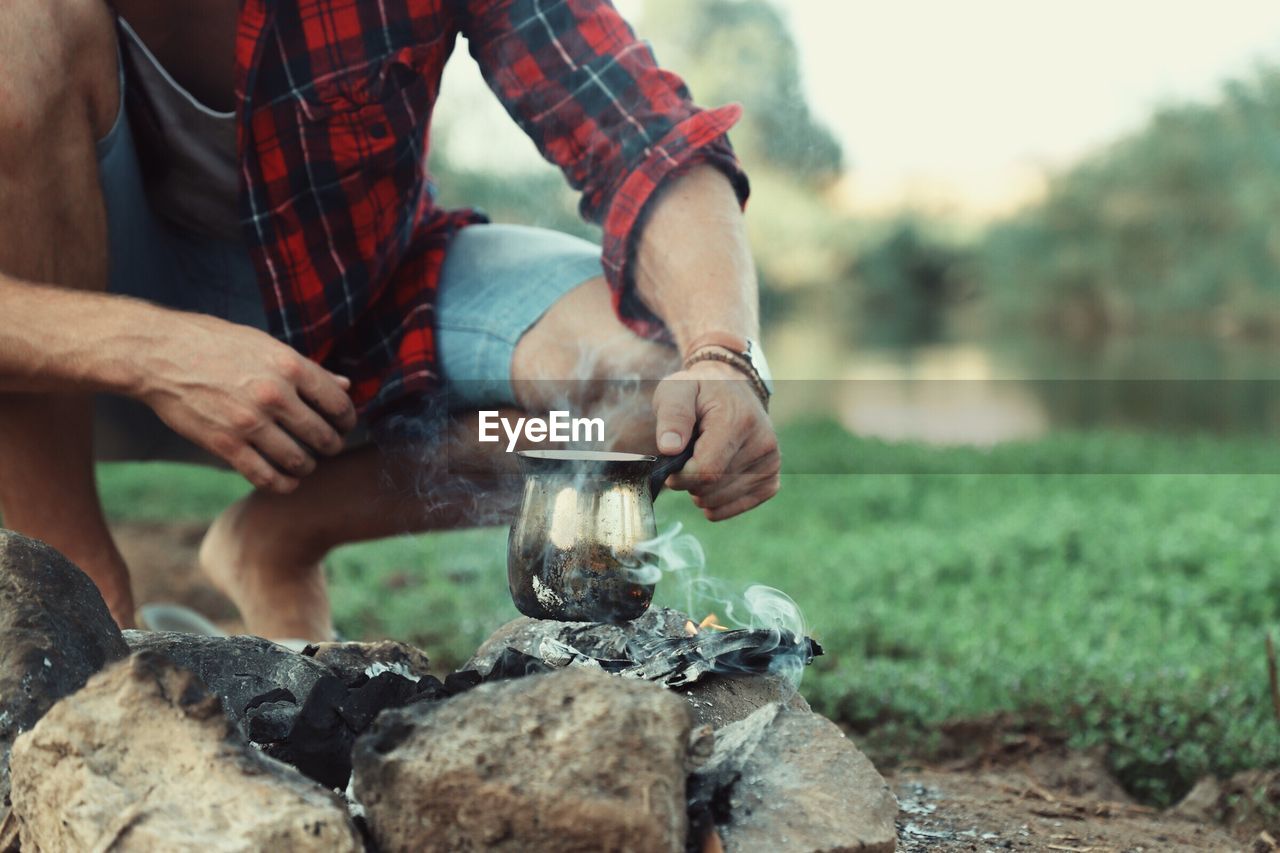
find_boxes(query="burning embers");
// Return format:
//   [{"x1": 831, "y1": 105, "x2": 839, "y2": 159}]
[
  {"x1": 687, "y1": 613, "x2": 730, "y2": 634},
  {"x1": 478, "y1": 617, "x2": 821, "y2": 689},
  {"x1": 466, "y1": 606, "x2": 821, "y2": 686}
]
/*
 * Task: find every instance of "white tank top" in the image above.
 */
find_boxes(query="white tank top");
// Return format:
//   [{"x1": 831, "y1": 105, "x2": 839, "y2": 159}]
[{"x1": 118, "y1": 18, "x2": 241, "y2": 242}]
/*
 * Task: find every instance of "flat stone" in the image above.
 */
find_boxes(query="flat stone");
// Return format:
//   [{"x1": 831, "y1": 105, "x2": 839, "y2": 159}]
[
  {"x1": 697, "y1": 705, "x2": 898, "y2": 853},
  {"x1": 679, "y1": 673, "x2": 811, "y2": 729},
  {"x1": 123, "y1": 630, "x2": 331, "y2": 726},
  {"x1": 353, "y1": 667, "x2": 692, "y2": 852},
  {"x1": 8, "y1": 652, "x2": 360, "y2": 851},
  {"x1": 0, "y1": 531, "x2": 127, "y2": 805}
]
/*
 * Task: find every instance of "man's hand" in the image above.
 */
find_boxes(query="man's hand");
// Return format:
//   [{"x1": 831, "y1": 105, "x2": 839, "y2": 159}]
[
  {"x1": 135, "y1": 312, "x2": 357, "y2": 493},
  {"x1": 651, "y1": 360, "x2": 779, "y2": 521}
]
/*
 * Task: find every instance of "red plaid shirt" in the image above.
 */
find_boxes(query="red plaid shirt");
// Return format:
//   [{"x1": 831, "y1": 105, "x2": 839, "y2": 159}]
[{"x1": 234, "y1": 0, "x2": 749, "y2": 419}]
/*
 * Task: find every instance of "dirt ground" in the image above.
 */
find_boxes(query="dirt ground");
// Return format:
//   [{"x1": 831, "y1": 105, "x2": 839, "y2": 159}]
[
  {"x1": 115, "y1": 520, "x2": 244, "y2": 634},
  {"x1": 114, "y1": 520, "x2": 1272, "y2": 853},
  {"x1": 889, "y1": 761, "x2": 1251, "y2": 852}
]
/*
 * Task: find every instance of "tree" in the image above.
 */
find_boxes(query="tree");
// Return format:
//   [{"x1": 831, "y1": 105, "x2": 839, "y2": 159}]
[{"x1": 639, "y1": 0, "x2": 844, "y2": 188}]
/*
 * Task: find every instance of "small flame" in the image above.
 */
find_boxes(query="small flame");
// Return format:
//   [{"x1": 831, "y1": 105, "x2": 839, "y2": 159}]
[
  {"x1": 698, "y1": 613, "x2": 729, "y2": 632},
  {"x1": 684, "y1": 615, "x2": 728, "y2": 634}
]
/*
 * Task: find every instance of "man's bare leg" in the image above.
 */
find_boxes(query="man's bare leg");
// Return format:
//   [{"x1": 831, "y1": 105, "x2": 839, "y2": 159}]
[
  {"x1": 198, "y1": 414, "x2": 525, "y2": 641},
  {"x1": 199, "y1": 276, "x2": 678, "y2": 639},
  {"x1": 0, "y1": 0, "x2": 134, "y2": 624}
]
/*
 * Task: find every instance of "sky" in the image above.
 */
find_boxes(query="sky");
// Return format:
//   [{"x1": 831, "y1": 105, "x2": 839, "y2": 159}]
[
  {"x1": 437, "y1": 0, "x2": 1280, "y2": 218},
  {"x1": 782, "y1": 0, "x2": 1280, "y2": 216}
]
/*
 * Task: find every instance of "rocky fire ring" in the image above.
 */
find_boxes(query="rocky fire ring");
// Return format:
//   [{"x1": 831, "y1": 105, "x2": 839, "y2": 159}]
[{"x1": 0, "y1": 530, "x2": 897, "y2": 852}]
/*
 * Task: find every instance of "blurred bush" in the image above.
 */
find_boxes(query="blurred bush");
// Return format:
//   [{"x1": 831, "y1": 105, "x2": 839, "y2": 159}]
[
  {"x1": 978, "y1": 65, "x2": 1280, "y2": 340},
  {"x1": 848, "y1": 219, "x2": 975, "y2": 347}
]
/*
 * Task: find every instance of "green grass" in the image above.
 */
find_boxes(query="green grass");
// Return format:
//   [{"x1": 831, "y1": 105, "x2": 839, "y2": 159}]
[{"x1": 97, "y1": 423, "x2": 1280, "y2": 806}]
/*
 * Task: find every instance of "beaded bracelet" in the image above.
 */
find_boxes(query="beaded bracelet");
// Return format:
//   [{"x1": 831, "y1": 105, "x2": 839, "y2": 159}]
[{"x1": 683, "y1": 347, "x2": 771, "y2": 410}]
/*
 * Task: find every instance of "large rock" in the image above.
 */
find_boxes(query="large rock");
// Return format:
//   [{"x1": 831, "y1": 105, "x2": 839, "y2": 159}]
[
  {"x1": 123, "y1": 630, "x2": 331, "y2": 725},
  {"x1": 0, "y1": 531, "x2": 128, "y2": 805},
  {"x1": 8, "y1": 651, "x2": 361, "y2": 852},
  {"x1": 694, "y1": 704, "x2": 898, "y2": 853},
  {"x1": 353, "y1": 667, "x2": 692, "y2": 852},
  {"x1": 124, "y1": 633, "x2": 441, "y2": 789}
]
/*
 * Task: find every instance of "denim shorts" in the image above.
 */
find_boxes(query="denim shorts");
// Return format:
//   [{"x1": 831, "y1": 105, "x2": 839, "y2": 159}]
[{"x1": 93, "y1": 69, "x2": 603, "y2": 460}]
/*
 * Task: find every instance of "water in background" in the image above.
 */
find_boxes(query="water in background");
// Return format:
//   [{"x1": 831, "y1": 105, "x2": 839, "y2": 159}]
[{"x1": 764, "y1": 301, "x2": 1280, "y2": 444}]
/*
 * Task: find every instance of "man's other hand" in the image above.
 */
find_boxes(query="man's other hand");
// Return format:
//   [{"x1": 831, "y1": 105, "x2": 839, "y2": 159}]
[
  {"x1": 136, "y1": 313, "x2": 357, "y2": 493},
  {"x1": 651, "y1": 360, "x2": 780, "y2": 521}
]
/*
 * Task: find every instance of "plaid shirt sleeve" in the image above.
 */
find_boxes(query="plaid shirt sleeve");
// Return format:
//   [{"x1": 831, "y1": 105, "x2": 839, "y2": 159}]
[{"x1": 457, "y1": 0, "x2": 751, "y2": 339}]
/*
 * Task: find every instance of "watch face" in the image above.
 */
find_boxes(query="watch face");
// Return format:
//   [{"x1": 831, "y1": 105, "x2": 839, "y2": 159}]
[{"x1": 746, "y1": 339, "x2": 775, "y2": 395}]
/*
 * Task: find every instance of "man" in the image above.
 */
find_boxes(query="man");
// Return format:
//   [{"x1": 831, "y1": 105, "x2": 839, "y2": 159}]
[{"x1": 0, "y1": 0, "x2": 780, "y2": 640}]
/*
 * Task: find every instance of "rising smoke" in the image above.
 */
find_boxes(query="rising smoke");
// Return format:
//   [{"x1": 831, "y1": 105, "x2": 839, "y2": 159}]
[{"x1": 628, "y1": 522, "x2": 811, "y2": 685}]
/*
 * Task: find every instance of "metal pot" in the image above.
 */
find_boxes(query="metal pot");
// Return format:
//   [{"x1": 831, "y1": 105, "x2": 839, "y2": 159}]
[{"x1": 507, "y1": 446, "x2": 692, "y2": 623}]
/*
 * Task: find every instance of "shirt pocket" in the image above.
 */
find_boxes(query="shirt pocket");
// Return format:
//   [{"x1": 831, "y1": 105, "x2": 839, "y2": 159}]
[{"x1": 290, "y1": 43, "x2": 438, "y2": 181}]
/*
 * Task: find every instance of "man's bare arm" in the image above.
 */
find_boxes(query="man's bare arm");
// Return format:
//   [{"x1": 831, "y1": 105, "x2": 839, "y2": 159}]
[
  {"x1": 634, "y1": 164, "x2": 760, "y2": 354},
  {"x1": 0, "y1": 275, "x2": 356, "y2": 491},
  {"x1": 636, "y1": 164, "x2": 781, "y2": 520},
  {"x1": 0, "y1": 276, "x2": 159, "y2": 395}
]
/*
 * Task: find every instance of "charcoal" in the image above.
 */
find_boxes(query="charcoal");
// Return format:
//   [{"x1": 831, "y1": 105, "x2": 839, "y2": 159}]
[
  {"x1": 409, "y1": 673, "x2": 451, "y2": 703},
  {"x1": 244, "y1": 700, "x2": 299, "y2": 743},
  {"x1": 442, "y1": 669, "x2": 485, "y2": 693},
  {"x1": 336, "y1": 673, "x2": 422, "y2": 731},
  {"x1": 263, "y1": 676, "x2": 349, "y2": 788},
  {"x1": 259, "y1": 671, "x2": 438, "y2": 790}
]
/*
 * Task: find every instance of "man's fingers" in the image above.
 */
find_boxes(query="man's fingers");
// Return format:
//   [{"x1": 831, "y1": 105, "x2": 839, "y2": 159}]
[
  {"x1": 693, "y1": 470, "x2": 780, "y2": 512},
  {"x1": 276, "y1": 391, "x2": 346, "y2": 457},
  {"x1": 690, "y1": 449, "x2": 781, "y2": 507},
  {"x1": 249, "y1": 422, "x2": 317, "y2": 479},
  {"x1": 701, "y1": 479, "x2": 781, "y2": 522},
  {"x1": 652, "y1": 377, "x2": 698, "y2": 454},
  {"x1": 668, "y1": 406, "x2": 744, "y2": 492},
  {"x1": 292, "y1": 357, "x2": 358, "y2": 433},
  {"x1": 229, "y1": 444, "x2": 300, "y2": 494}
]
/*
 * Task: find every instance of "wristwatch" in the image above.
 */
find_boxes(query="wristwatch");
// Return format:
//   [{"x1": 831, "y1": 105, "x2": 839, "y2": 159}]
[{"x1": 683, "y1": 334, "x2": 775, "y2": 409}]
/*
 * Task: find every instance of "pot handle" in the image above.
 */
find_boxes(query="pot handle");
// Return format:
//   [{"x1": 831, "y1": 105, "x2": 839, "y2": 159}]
[{"x1": 649, "y1": 441, "x2": 696, "y2": 500}]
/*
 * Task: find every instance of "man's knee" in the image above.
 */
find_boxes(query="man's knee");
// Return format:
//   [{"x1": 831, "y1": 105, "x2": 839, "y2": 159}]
[
  {"x1": 0, "y1": 0, "x2": 118, "y2": 153},
  {"x1": 513, "y1": 275, "x2": 680, "y2": 387}
]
